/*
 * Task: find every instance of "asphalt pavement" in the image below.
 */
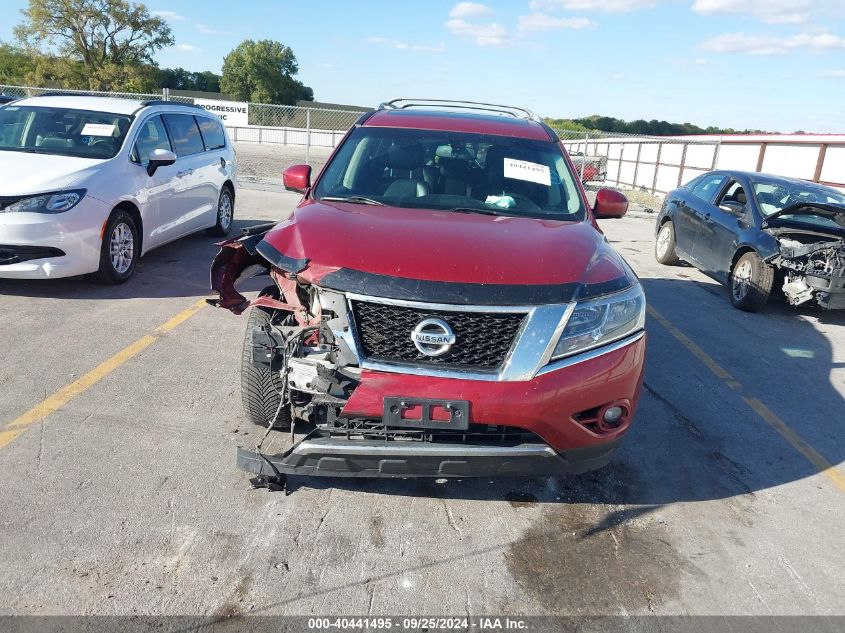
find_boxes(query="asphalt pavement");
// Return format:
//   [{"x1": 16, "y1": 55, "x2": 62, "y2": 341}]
[{"x1": 0, "y1": 186, "x2": 843, "y2": 619}]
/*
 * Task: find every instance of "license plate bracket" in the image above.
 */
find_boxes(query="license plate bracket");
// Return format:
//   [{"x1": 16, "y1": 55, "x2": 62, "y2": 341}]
[{"x1": 383, "y1": 397, "x2": 469, "y2": 430}]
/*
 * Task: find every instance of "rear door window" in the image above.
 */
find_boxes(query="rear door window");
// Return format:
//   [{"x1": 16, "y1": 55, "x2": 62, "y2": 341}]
[
  {"x1": 689, "y1": 174, "x2": 726, "y2": 202},
  {"x1": 162, "y1": 113, "x2": 205, "y2": 157},
  {"x1": 196, "y1": 116, "x2": 226, "y2": 150},
  {"x1": 130, "y1": 115, "x2": 171, "y2": 165}
]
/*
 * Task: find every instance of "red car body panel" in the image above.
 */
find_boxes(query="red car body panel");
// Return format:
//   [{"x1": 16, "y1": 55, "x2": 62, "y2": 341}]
[
  {"x1": 342, "y1": 337, "x2": 646, "y2": 453},
  {"x1": 263, "y1": 201, "x2": 630, "y2": 287}
]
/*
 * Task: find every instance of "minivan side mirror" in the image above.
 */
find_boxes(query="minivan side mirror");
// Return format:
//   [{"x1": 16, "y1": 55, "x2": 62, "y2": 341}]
[
  {"x1": 147, "y1": 148, "x2": 177, "y2": 176},
  {"x1": 593, "y1": 188, "x2": 628, "y2": 219},
  {"x1": 283, "y1": 164, "x2": 312, "y2": 193}
]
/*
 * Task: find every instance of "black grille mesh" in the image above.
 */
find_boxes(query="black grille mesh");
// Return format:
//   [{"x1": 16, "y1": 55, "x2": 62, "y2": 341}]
[{"x1": 352, "y1": 300, "x2": 525, "y2": 369}]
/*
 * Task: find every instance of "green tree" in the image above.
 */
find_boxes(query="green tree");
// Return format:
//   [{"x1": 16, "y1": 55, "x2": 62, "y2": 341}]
[
  {"x1": 0, "y1": 42, "x2": 34, "y2": 83},
  {"x1": 14, "y1": 0, "x2": 173, "y2": 90},
  {"x1": 220, "y1": 39, "x2": 313, "y2": 104}
]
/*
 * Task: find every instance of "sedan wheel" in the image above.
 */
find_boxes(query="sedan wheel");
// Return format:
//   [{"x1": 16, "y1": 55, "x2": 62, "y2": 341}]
[
  {"x1": 654, "y1": 221, "x2": 680, "y2": 265},
  {"x1": 729, "y1": 251, "x2": 774, "y2": 312}
]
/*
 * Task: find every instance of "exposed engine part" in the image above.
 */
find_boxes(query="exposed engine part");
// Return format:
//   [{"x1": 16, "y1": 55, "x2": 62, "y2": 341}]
[
  {"x1": 782, "y1": 276, "x2": 814, "y2": 306},
  {"x1": 772, "y1": 235, "x2": 845, "y2": 309}
]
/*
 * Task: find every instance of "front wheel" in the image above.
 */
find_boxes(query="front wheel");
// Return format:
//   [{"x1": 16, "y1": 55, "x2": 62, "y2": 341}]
[
  {"x1": 91, "y1": 209, "x2": 139, "y2": 284},
  {"x1": 241, "y1": 307, "x2": 292, "y2": 429},
  {"x1": 730, "y1": 252, "x2": 774, "y2": 312},
  {"x1": 206, "y1": 187, "x2": 234, "y2": 237},
  {"x1": 655, "y1": 221, "x2": 680, "y2": 265}
]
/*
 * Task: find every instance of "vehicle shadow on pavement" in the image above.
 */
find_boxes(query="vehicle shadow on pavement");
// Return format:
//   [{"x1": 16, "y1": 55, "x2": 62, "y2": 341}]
[
  {"x1": 284, "y1": 276, "x2": 843, "y2": 519},
  {"x1": 0, "y1": 218, "x2": 275, "y2": 300}
]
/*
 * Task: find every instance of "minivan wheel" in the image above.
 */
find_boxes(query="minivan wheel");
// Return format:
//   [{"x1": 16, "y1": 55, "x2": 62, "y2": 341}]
[
  {"x1": 241, "y1": 306, "x2": 292, "y2": 429},
  {"x1": 91, "y1": 209, "x2": 139, "y2": 284},
  {"x1": 730, "y1": 251, "x2": 774, "y2": 312},
  {"x1": 655, "y1": 221, "x2": 680, "y2": 265},
  {"x1": 207, "y1": 187, "x2": 234, "y2": 237}
]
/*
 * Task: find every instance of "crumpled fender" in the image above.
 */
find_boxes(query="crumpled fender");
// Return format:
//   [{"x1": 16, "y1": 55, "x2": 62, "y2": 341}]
[{"x1": 208, "y1": 224, "x2": 275, "y2": 314}]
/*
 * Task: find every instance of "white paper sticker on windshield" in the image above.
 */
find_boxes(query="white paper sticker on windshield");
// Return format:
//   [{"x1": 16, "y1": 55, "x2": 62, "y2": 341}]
[
  {"x1": 503, "y1": 158, "x2": 551, "y2": 186},
  {"x1": 81, "y1": 123, "x2": 115, "y2": 137}
]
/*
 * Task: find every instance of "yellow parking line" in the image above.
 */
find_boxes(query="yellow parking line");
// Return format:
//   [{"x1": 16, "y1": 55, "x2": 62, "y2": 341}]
[
  {"x1": 647, "y1": 304, "x2": 845, "y2": 492},
  {"x1": 0, "y1": 299, "x2": 207, "y2": 450}
]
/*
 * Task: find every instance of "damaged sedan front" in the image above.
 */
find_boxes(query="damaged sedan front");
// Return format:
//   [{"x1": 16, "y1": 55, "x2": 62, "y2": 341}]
[{"x1": 655, "y1": 170, "x2": 845, "y2": 312}]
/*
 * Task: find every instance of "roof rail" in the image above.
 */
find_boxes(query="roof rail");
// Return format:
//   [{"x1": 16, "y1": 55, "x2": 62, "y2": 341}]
[
  {"x1": 378, "y1": 98, "x2": 541, "y2": 122},
  {"x1": 139, "y1": 100, "x2": 204, "y2": 110}
]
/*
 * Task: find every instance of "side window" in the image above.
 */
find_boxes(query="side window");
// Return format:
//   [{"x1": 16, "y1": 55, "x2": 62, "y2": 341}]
[
  {"x1": 161, "y1": 113, "x2": 205, "y2": 157},
  {"x1": 196, "y1": 116, "x2": 226, "y2": 150},
  {"x1": 690, "y1": 174, "x2": 726, "y2": 202},
  {"x1": 718, "y1": 180, "x2": 748, "y2": 208},
  {"x1": 131, "y1": 115, "x2": 171, "y2": 165}
]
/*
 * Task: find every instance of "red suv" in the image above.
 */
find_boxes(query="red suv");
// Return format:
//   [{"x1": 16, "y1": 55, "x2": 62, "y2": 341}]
[{"x1": 210, "y1": 99, "x2": 646, "y2": 480}]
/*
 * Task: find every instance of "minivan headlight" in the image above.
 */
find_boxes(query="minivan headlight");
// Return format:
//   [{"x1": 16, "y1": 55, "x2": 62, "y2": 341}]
[
  {"x1": 4, "y1": 189, "x2": 86, "y2": 214},
  {"x1": 551, "y1": 284, "x2": 645, "y2": 359}
]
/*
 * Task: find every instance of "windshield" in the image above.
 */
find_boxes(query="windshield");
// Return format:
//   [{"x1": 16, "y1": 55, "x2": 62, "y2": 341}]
[
  {"x1": 314, "y1": 126, "x2": 586, "y2": 221},
  {"x1": 753, "y1": 178, "x2": 845, "y2": 227},
  {"x1": 0, "y1": 105, "x2": 132, "y2": 159}
]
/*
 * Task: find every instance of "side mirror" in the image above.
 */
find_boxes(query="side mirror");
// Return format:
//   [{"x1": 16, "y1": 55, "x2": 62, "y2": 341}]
[
  {"x1": 719, "y1": 201, "x2": 745, "y2": 216},
  {"x1": 283, "y1": 164, "x2": 312, "y2": 193},
  {"x1": 147, "y1": 148, "x2": 176, "y2": 176},
  {"x1": 593, "y1": 188, "x2": 628, "y2": 219}
]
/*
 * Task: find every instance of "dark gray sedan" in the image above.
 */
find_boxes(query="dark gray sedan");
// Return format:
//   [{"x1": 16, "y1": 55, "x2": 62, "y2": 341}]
[{"x1": 654, "y1": 170, "x2": 845, "y2": 311}]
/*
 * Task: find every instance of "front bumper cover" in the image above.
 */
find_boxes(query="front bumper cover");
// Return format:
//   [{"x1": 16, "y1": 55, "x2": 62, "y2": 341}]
[{"x1": 237, "y1": 433, "x2": 621, "y2": 479}]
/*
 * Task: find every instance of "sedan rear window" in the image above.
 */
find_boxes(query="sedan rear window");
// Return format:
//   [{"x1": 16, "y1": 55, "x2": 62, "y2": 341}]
[{"x1": 0, "y1": 106, "x2": 131, "y2": 159}]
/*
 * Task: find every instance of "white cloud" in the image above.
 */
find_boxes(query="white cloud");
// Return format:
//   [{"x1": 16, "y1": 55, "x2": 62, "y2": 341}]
[
  {"x1": 152, "y1": 10, "x2": 187, "y2": 21},
  {"x1": 366, "y1": 37, "x2": 446, "y2": 53},
  {"x1": 449, "y1": 2, "x2": 493, "y2": 19},
  {"x1": 610, "y1": 73, "x2": 624, "y2": 80},
  {"x1": 195, "y1": 24, "x2": 218, "y2": 35},
  {"x1": 445, "y1": 18, "x2": 509, "y2": 47},
  {"x1": 175, "y1": 43, "x2": 199, "y2": 52},
  {"x1": 517, "y1": 13, "x2": 597, "y2": 32},
  {"x1": 529, "y1": 0, "x2": 658, "y2": 12},
  {"x1": 700, "y1": 31, "x2": 845, "y2": 55},
  {"x1": 692, "y1": 0, "x2": 813, "y2": 25},
  {"x1": 693, "y1": 57, "x2": 709, "y2": 65},
  {"x1": 821, "y1": 69, "x2": 845, "y2": 78}
]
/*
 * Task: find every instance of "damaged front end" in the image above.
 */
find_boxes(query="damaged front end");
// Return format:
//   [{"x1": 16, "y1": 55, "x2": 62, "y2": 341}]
[
  {"x1": 764, "y1": 204, "x2": 845, "y2": 310},
  {"x1": 209, "y1": 227, "x2": 577, "y2": 484}
]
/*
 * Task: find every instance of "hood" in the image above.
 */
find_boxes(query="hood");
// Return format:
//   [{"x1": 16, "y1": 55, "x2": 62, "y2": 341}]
[
  {"x1": 0, "y1": 151, "x2": 103, "y2": 195},
  {"x1": 763, "y1": 202, "x2": 845, "y2": 230},
  {"x1": 258, "y1": 200, "x2": 632, "y2": 289}
]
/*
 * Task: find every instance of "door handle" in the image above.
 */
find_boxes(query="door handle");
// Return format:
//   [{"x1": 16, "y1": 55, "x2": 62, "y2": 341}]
[{"x1": 176, "y1": 169, "x2": 193, "y2": 178}]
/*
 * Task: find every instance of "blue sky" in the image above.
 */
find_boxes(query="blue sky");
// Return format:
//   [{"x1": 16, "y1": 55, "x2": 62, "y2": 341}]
[{"x1": 3, "y1": 0, "x2": 845, "y2": 132}]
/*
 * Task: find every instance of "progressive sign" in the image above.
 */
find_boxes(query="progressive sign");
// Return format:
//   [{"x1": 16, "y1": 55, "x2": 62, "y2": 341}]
[{"x1": 194, "y1": 99, "x2": 249, "y2": 127}]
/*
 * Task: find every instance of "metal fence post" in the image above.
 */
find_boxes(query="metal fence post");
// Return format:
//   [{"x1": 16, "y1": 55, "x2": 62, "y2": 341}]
[
  {"x1": 305, "y1": 109, "x2": 311, "y2": 166},
  {"x1": 712, "y1": 139, "x2": 721, "y2": 171},
  {"x1": 579, "y1": 132, "x2": 587, "y2": 182},
  {"x1": 162, "y1": 87, "x2": 170, "y2": 101},
  {"x1": 651, "y1": 142, "x2": 662, "y2": 195},
  {"x1": 632, "y1": 143, "x2": 642, "y2": 189},
  {"x1": 677, "y1": 142, "x2": 688, "y2": 188}
]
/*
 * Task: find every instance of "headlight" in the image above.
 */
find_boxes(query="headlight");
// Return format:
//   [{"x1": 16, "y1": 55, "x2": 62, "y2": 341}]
[
  {"x1": 552, "y1": 284, "x2": 645, "y2": 359},
  {"x1": 4, "y1": 189, "x2": 86, "y2": 214}
]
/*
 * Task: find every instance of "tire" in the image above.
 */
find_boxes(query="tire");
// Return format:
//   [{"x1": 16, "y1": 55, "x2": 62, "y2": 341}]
[
  {"x1": 730, "y1": 251, "x2": 774, "y2": 312},
  {"x1": 241, "y1": 307, "x2": 292, "y2": 429},
  {"x1": 655, "y1": 221, "x2": 681, "y2": 265},
  {"x1": 91, "y1": 209, "x2": 139, "y2": 284},
  {"x1": 206, "y1": 186, "x2": 234, "y2": 237}
]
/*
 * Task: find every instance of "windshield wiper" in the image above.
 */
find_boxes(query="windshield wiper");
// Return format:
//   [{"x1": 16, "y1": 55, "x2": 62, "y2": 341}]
[
  {"x1": 320, "y1": 196, "x2": 385, "y2": 206},
  {"x1": 448, "y1": 206, "x2": 505, "y2": 216}
]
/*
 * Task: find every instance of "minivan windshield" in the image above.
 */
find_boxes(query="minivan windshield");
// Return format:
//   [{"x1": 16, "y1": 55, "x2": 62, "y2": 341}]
[
  {"x1": 314, "y1": 126, "x2": 587, "y2": 221},
  {"x1": 0, "y1": 105, "x2": 132, "y2": 159}
]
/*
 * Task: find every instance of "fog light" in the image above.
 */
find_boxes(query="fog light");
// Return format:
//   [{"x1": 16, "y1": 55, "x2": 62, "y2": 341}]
[{"x1": 602, "y1": 406, "x2": 624, "y2": 425}]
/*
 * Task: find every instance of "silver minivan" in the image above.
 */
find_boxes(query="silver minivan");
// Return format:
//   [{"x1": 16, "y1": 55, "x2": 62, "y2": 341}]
[{"x1": 0, "y1": 95, "x2": 237, "y2": 283}]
